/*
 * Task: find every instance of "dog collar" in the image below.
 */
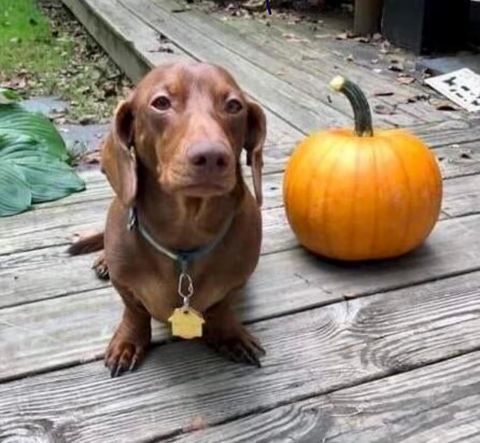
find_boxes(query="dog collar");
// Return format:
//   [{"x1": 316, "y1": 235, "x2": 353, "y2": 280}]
[
  {"x1": 127, "y1": 206, "x2": 235, "y2": 339},
  {"x1": 127, "y1": 207, "x2": 234, "y2": 270}
]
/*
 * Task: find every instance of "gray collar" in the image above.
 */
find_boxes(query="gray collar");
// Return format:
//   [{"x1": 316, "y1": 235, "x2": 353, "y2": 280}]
[{"x1": 127, "y1": 207, "x2": 235, "y2": 272}]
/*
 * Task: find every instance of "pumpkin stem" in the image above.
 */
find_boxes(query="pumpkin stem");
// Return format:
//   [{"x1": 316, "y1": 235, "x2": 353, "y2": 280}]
[{"x1": 330, "y1": 76, "x2": 374, "y2": 137}]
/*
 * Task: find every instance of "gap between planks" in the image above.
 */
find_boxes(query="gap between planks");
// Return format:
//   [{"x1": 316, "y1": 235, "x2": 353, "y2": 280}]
[
  {"x1": 4, "y1": 212, "x2": 480, "y2": 382},
  {"x1": 2, "y1": 271, "x2": 480, "y2": 441},
  {"x1": 162, "y1": 349, "x2": 480, "y2": 443}
]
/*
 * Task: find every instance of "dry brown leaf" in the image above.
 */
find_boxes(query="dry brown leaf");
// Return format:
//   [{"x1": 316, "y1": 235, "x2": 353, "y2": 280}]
[
  {"x1": 354, "y1": 36, "x2": 370, "y2": 43},
  {"x1": 373, "y1": 90, "x2": 395, "y2": 97},
  {"x1": 397, "y1": 75, "x2": 416, "y2": 85},
  {"x1": 374, "y1": 104, "x2": 397, "y2": 115},
  {"x1": 431, "y1": 100, "x2": 458, "y2": 111},
  {"x1": 282, "y1": 33, "x2": 309, "y2": 43},
  {"x1": 81, "y1": 150, "x2": 102, "y2": 164},
  {"x1": 182, "y1": 416, "x2": 207, "y2": 432}
]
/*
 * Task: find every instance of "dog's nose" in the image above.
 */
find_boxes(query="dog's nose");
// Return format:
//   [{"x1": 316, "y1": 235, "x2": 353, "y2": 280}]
[{"x1": 187, "y1": 141, "x2": 230, "y2": 173}]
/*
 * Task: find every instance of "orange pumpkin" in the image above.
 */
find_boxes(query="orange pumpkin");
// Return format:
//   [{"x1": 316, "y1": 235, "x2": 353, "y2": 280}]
[{"x1": 283, "y1": 76, "x2": 443, "y2": 261}]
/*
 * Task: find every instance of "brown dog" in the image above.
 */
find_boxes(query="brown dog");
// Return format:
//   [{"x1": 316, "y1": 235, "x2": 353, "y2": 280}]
[{"x1": 70, "y1": 62, "x2": 267, "y2": 376}]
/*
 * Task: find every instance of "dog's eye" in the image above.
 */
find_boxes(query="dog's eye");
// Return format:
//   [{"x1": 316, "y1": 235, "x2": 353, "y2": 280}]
[
  {"x1": 151, "y1": 95, "x2": 171, "y2": 111},
  {"x1": 225, "y1": 98, "x2": 243, "y2": 114}
]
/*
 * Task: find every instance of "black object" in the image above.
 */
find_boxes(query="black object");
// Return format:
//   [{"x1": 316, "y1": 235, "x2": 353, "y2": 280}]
[
  {"x1": 470, "y1": 1, "x2": 480, "y2": 46},
  {"x1": 382, "y1": 0, "x2": 471, "y2": 54}
]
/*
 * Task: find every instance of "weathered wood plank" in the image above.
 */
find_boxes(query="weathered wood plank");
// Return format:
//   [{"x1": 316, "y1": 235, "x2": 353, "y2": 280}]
[
  {"x1": 4, "y1": 213, "x2": 480, "y2": 379},
  {"x1": 0, "y1": 171, "x2": 284, "y2": 256},
  {"x1": 160, "y1": 0, "x2": 455, "y2": 128},
  {"x1": 114, "y1": 0, "x2": 352, "y2": 132},
  {"x1": 4, "y1": 159, "x2": 480, "y2": 307},
  {"x1": 436, "y1": 140, "x2": 480, "y2": 179},
  {"x1": 139, "y1": 0, "x2": 410, "y2": 128},
  {"x1": 61, "y1": 0, "x2": 304, "y2": 147},
  {"x1": 442, "y1": 174, "x2": 480, "y2": 218},
  {"x1": 167, "y1": 351, "x2": 480, "y2": 443},
  {"x1": 413, "y1": 119, "x2": 480, "y2": 147},
  {"x1": 1, "y1": 271, "x2": 480, "y2": 441},
  {"x1": 226, "y1": 8, "x2": 461, "y2": 128},
  {"x1": 3, "y1": 145, "x2": 480, "y2": 257}
]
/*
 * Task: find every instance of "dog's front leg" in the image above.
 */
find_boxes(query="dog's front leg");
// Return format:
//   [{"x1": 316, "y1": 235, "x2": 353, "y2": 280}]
[
  {"x1": 105, "y1": 284, "x2": 152, "y2": 377},
  {"x1": 202, "y1": 297, "x2": 266, "y2": 367}
]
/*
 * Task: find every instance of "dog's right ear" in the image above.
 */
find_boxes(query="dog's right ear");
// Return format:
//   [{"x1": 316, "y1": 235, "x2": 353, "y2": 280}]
[{"x1": 101, "y1": 100, "x2": 137, "y2": 207}]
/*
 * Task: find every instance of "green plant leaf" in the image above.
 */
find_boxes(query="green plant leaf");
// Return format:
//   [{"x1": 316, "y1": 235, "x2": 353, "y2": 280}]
[
  {"x1": 0, "y1": 87, "x2": 21, "y2": 104},
  {"x1": 0, "y1": 162, "x2": 32, "y2": 216},
  {"x1": 0, "y1": 133, "x2": 53, "y2": 159},
  {"x1": 0, "y1": 133, "x2": 85, "y2": 215},
  {"x1": 0, "y1": 103, "x2": 69, "y2": 161},
  {"x1": 13, "y1": 158, "x2": 85, "y2": 202}
]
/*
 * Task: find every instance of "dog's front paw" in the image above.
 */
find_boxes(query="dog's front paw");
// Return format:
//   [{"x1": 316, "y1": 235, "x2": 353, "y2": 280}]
[
  {"x1": 205, "y1": 324, "x2": 266, "y2": 368},
  {"x1": 104, "y1": 332, "x2": 150, "y2": 377}
]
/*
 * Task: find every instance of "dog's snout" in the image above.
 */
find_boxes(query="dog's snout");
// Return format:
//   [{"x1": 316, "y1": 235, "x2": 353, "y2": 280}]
[{"x1": 187, "y1": 141, "x2": 230, "y2": 173}]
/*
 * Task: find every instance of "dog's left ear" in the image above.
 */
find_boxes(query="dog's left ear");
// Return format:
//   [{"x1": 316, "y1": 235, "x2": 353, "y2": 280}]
[{"x1": 244, "y1": 100, "x2": 267, "y2": 206}]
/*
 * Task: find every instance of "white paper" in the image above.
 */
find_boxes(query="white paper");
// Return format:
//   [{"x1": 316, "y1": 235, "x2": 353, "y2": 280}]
[{"x1": 425, "y1": 68, "x2": 480, "y2": 113}]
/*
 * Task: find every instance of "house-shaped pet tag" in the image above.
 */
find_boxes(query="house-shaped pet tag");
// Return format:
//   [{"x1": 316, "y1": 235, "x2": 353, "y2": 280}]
[{"x1": 168, "y1": 307, "x2": 205, "y2": 339}]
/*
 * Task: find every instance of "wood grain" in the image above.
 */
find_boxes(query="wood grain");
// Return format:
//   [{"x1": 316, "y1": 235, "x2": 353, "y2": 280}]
[
  {"x1": 2, "y1": 138, "x2": 480, "y2": 257},
  {"x1": 4, "y1": 163, "x2": 480, "y2": 308},
  {"x1": 1, "y1": 271, "x2": 480, "y2": 441},
  {"x1": 0, "y1": 170, "x2": 284, "y2": 256},
  {"x1": 3, "y1": 213, "x2": 480, "y2": 380},
  {"x1": 167, "y1": 351, "x2": 480, "y2": 443},
  {"x1": 159, "y1": 0, "x2": 455, "y2": 128},
  {"x1": 62, "y1": 0, "x2": 304, "y2": 147},
  {"x1": 116, "y1": 0, "x2": 353, "y2": 132}
]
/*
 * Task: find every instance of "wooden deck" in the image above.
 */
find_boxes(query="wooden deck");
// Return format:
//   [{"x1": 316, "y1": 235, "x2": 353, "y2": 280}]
[{"x1": 2, "y1": 0, "x2": 480, "y2": 441}]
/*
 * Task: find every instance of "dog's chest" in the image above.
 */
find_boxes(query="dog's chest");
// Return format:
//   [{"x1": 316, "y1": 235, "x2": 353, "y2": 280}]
[{"x1": 130, "y1": 264, "x2": 233, "y2": 322}]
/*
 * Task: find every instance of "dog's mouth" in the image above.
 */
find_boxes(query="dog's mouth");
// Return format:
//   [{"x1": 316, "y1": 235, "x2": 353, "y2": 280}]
[{"x1": 181, "y1": 181, "x2": 229, "y2": 197}]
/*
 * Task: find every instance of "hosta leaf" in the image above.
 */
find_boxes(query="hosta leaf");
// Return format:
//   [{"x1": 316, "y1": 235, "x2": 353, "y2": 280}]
[
  {"x1": 0, "y1": 163, "x2": 32, "y2": 216},
  {"x1": 0, "y1": 88, "x2": 21, "y2": 104},
  {"x1": 0, "y1": 133, "x2": 54, "y2": 160},
  {"x1": 0, "y1": 104, "x2": 69, "y2": 161},
  {"x1": 12, "y1": 158, "x2": 85, "y2": 203},
  {"x1": 0, "y1": 133, "x2": 85, "y2": 213}
]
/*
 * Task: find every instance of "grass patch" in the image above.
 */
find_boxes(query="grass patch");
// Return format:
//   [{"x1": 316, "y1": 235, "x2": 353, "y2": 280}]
[
  {"x1": 0, "y1": 0, "x2": 130, "y2": 123},
  {"x1": 0, "y1": 0, "x2": 74, "y2": 79}
]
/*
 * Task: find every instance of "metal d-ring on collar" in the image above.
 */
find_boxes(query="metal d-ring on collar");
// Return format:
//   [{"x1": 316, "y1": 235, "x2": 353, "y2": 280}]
[{"x1": 127, "y1": 207, "x2": 235, "y2": 308}]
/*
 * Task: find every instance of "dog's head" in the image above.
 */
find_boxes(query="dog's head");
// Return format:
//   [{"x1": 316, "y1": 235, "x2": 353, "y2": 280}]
[{"x1": 102, "y1": 62, "x2": 266, "y2": 207}]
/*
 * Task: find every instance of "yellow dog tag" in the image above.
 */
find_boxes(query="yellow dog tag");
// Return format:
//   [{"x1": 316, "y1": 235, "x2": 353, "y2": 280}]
[{"x1": 168, "y1": 307, "x2": 205, "y2": 339}]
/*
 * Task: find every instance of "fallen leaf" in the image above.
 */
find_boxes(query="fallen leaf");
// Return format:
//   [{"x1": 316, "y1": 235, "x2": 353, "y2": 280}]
[
  {"x1": 374, "y1": 104, "x2": 397, "y2": 115},
  {"x1": 282, "y1": 33, "x2": 309, "y2": 43},
  {"x1": 81, "y1": 151, "x2": 102, "y2": 164},
  {"x1": 432, "y1": 100, "x2": 458, "y2": 111},
  {"x1": 79, "y1": 114, "x2": 96, "y2": 125},
  {"x1": 406, "y1": 93, "x2": 430, "y2": 103},
  {"x1": 388, "y1": 63, "x2": 404, "y2": 72},
  {"x1": 243, "y1": 0, "x2": 265, "y2": 11},
  {"x1": 397, "y1": 75, "x2": 415, "y2": 85},
  {"x1": 182, "y1": 416, "x2": 207, "y2": 432},
  {"x1": 373, "y1": 90, "x2": 395, "y2": 97},
  {"x1": 354, "y1": 36, "x2": 370, "y2": 43},
  {"x1": 336, "y1": 31, "x2": 356, "y2": 40}
]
